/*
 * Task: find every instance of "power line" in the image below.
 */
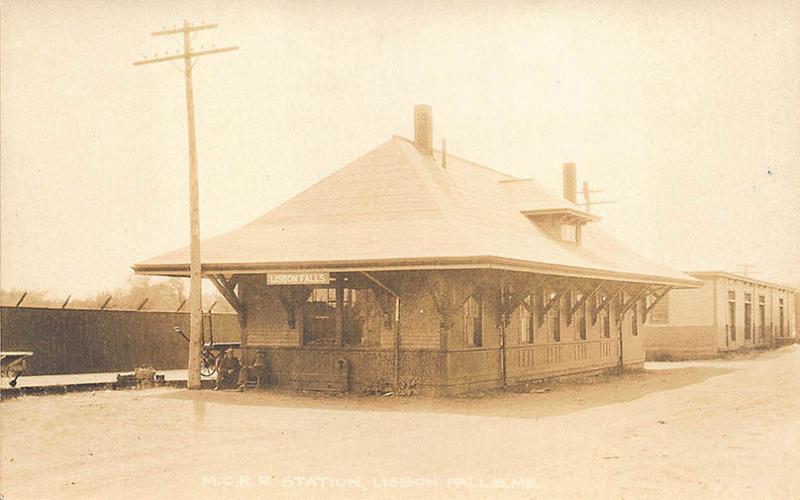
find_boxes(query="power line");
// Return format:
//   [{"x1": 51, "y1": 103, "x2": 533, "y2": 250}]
[{"x1": 766, "y1": 206, "x2": 800, "y2": 213}]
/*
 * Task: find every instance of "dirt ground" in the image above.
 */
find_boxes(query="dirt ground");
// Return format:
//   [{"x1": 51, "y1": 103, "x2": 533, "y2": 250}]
[{"x1": 1, "y1": 346, "x2": 798, "y2": 500}]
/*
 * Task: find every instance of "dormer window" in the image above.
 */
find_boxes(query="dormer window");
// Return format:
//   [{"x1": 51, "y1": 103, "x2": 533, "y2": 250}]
[
  {"x1": 499, "y1": 176, "x2": 599, "y2": 247},
  {"x1": 522, "y1": 210, "x2": 594, "y2": 246},
  {"x1": 560, "y1": 224, "x2": 579, "y2": 243}
]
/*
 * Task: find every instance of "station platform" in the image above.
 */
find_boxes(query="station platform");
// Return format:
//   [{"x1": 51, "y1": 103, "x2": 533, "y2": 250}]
[{"x1": 0, "y1": 370, "x2": 213, "y2": 398}]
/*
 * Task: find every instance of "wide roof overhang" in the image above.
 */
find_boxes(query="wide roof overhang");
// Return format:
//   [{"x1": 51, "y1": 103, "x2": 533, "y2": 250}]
[{"x1": 134, "y1": 255, "x2": 703, "y2": 288}]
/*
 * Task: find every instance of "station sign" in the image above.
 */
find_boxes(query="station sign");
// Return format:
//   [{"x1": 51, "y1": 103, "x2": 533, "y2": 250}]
[{"x1": 266, "y1": 272, "x2": 331, "y2": 286}]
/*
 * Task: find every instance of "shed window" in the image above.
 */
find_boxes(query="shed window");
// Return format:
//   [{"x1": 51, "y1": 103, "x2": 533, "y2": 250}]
[
  {"x1": 464, "y1": 295, "x2": 483, "y2": 347},
  {"x1": 630, "y1": 303, "x2": 639, "y2": 336},
  {"x1": 744, "y1": 294, "x2": 752, "y2": 340}
]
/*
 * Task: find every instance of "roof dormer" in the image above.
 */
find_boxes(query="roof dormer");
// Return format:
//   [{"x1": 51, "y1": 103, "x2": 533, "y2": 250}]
[
  {"x1": 522, "y1": 208, "x2": 598, "y2": 245},
  {"x1": 500, "y1": 161, "x2": 599, "y2": 246}
]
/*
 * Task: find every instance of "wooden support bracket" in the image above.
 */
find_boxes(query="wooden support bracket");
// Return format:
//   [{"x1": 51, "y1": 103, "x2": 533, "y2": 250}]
[
  {"x1": 276, "y1": 287, "x2": 310, "y2": 329},
  {"x1": 500, "y1": 277, "x2": 549, "y2": 324},
  {"x1": 15, "y1": 292, "x2": 27, "y2": 308},
  {"x1": 362, "y1": 272, "x2": 398, "y2": 322},
  {"x1": 538, "y1": 279, "x2": 574, "y2": 326},
  {"x1": 277, "y1": 295, "x2": 296, "y2": 329},
  {"x1": 427, "y1": 272, "x2": 478, "y2": 332},
  {"x1": 571, "y1": 282, "x2": 603, "y2": 316},
  {"x1": 645, "y1": 286, "x2": 671, "y2": 313},
  {"x1": 540, "y1": 292, "x2": 560, "y2": 323},
  {"x1": 643, "y1": 286, "x2": 672, "y2": 321},
  {"x1": 620, "y1": 286, "x2": 650, "y2": 316},
  {"x1": 566, "y1": 281, "x2": 602, "y2": 325},
  {"x1": 593, "y1": 283, "x2": 626, "y2": 324},
  {"x1": 208, "y1": 274, "x2": 243, "y2": 315},
  {"x1": 100, "y1": 296, "x2": 113, "y2": 310}
]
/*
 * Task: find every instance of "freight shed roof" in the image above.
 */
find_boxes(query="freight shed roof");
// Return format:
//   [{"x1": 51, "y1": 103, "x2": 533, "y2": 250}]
[
  {"x1": 688, "y1": 272, "x2": 798, "y2": 293},
  {"x1": 134, "y1": 136, "x2": 701, "y2": 288}
]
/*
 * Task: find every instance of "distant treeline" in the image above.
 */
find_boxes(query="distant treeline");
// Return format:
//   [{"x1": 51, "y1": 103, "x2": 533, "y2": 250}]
[{"x1": 0, "y1": 276, "x2": 234, "y2": 313}]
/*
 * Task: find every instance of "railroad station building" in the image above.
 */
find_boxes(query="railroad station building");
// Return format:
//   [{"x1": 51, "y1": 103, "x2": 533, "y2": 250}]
[
  {"x1": 135, "y1": 106, "x2": 700, "y2": 395},
  {"x1": 643, "y1": 272, "x2": 797, "y2": 360}
]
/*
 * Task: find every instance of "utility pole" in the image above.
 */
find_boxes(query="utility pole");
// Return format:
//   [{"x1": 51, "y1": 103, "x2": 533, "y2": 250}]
[
  {"x1": 582, "y1": 181, "x2": 591, "y2": 212},
  {"x1": 134, "y1": 21, "x2": 238, "y2": 389},
  {"x1": 577, "y1": 183, "x2": 613, "y2": 212},
  {"x1": 737, "y1": 264, "x2": 761, "y2": 278}
]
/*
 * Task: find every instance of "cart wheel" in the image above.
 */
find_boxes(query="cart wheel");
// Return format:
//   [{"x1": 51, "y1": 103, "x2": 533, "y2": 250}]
[{"x1": 200, "y1": 356, "x2": 217, "y2": 378}]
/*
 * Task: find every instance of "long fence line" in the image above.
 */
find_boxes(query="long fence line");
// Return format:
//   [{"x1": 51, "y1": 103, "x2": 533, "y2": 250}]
[{"x1": 1, "y1": 306, "x2": 241, "y2": 376}]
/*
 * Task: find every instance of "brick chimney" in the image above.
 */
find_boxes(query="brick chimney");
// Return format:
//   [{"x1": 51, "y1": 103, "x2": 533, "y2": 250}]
[
  {"x1": 563, "y1": 162, "x2": 577, "y2": 203},
  {"x1": 414, "y1": 105, "x2": 433, "y2": 155}
]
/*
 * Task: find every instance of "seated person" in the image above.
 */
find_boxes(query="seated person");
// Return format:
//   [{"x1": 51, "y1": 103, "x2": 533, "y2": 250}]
[
  {"x1": 214, "y1": 348, "x2": 241, "y2": 390},
  {"x1": 239, "y1": 351, "x2": 268, "y2": 388}
]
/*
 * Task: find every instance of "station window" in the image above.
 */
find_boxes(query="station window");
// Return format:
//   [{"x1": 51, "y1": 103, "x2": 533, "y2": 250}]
[
  {"x1": 574, "y1": 293, "x2": 587, "y2": 341},
  {"x1": 303, "y1": 286, "x2": 362, "y2": 346},
  {"x1": 519, "y1": 294, "x2": 534, "y2": 344},
  {"x1": 630, "y1": 303, "x2": 639, "y2": 336},
  {"x1": 598, "y1": 293, "x2": 611, "y2": 338},
  {"x1": 548, "y1": 292, "x2": 561, "y2": 342},
  {"x1": 464, "y1": 295, "x2": 483, "y2": 348}
]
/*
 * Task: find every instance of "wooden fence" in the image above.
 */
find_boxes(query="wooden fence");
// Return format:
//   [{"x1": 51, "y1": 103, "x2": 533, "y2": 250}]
[{"x1": 1, "y1": 306, "x2": 240, "y2": 375}]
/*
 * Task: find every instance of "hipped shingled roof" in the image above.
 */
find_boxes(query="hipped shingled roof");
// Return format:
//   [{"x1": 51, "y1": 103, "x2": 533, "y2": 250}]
[{"x1": 134, "y1": 136, "x2": 700, "y2": 287}]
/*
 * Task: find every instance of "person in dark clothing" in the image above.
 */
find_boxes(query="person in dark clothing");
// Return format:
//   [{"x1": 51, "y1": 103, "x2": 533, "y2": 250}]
[{"x1": 215, "y1": 348, "x2": 241, "y2": 390}]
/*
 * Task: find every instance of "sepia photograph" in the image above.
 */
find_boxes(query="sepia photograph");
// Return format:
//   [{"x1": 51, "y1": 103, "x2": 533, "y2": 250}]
[{"x1": 1, "y1": 1, "x2": 798, "y2": 498}]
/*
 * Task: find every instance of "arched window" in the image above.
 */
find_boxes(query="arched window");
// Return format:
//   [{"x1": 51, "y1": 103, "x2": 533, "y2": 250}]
[
  {"x1": 548, "y1": 292, "x2": 561, "y2": 342},
  {"x1": 630, "y1": 303, "x2": 639, "y2": 337},
  {"x1": 464, "y1": 294, "x2": 483, "y2": 347},
  {"x1": 575, "y1": 294, "x2": 587, "y2": 341},
  {"x1": 519, "y1": 294, "x2": 534, "y2": 344}
]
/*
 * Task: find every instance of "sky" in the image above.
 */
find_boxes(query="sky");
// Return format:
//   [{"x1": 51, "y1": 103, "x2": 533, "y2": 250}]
[{"x1": 2, "y1": 0, "x2": 799, "y2": 299}]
